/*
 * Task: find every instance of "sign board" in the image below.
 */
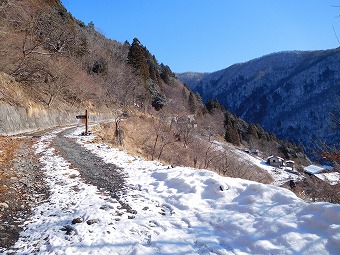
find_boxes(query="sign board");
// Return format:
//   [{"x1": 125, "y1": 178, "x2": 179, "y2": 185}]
[{"x1": 76, "y1": 110, "x2": 89, "y2": 134}]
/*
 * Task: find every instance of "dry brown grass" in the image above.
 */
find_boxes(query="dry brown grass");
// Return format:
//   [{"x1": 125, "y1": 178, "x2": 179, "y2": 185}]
[
  {"x1": 0, "y1": 136, "x2": 18, "y2": 166},
  {"x1": 0, "y1": 136, "x2": 21, "y2": 202},
  {"x1": 94, "y1": 110, "x2": 273, "y2": 184}
]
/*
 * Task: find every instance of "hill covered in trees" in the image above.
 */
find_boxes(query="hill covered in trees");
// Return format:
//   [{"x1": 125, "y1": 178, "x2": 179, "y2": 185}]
[
  {"x1": 0, "y1": 0, "x2": 309, "y2": 181},
  {"x1": 178, "y1": 49, "x2": 340, "y2": 158}
]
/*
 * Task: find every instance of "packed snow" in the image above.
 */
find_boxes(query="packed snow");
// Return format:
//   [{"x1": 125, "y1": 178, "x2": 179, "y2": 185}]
[
  {"x1": 5, "y1": 127, "x2": 340, "y2": 255},
  {"x1": 315, "y1": 172, "x2": 340, "y2": 186},
  {"x1": 304, "y1": 165, "x2": 328, "y2": 175}
]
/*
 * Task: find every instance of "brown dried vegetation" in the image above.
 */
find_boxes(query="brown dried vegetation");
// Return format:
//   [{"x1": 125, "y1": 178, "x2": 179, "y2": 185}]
[
  {"x1": 94, "y1": 110, "x2": 274, "y2": 184},
  {"x1": 0, "y1": 136, "x2": 19, "y2": 197},
  {"x1": 1, "y1": 0, "x2": 327, "y2": 200},
  {"x1": 0, "y1": 135, "x2": 49, "y2": 250}
]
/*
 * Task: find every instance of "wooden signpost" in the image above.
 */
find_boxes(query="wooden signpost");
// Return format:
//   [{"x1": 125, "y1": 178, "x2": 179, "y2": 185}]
[{"x1": 76, "y1": 110, "x2": 89, "y2": 135}]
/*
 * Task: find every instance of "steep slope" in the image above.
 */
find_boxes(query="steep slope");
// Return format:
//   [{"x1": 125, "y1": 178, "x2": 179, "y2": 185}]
[
  {"x1": 0, "y1": 0, "x2": 187, "y2": 134},
  {"x1": 178, "y1": 49, "x2": 340, "y2": 150}
]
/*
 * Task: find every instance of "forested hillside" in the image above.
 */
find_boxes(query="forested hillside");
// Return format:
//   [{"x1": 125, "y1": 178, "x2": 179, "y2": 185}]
[
  {"x1": 0, "y1": 0, "x2": 199, "y2": 127},
  {"x1": 178, "y1": 50, "x2": 340, "y2": 157},
  {"x1": 0, "y1": 0, "x2": 309, "y2": 180},
  {"x1": 1, "y1": 2, "x2": 340, "y2": 253}
]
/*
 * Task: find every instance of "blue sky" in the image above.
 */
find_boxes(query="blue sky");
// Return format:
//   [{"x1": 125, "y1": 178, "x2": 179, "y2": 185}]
[{"x1": 61, "y1": 0, "x2": 340, "y2": 73}]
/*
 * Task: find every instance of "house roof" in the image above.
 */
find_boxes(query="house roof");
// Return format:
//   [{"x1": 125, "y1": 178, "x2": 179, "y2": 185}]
[{"x1": 266, "y1": 155, "x2": 284, "y2": 161}]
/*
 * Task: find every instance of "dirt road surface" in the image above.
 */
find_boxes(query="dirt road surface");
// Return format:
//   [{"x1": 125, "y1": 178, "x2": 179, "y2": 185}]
[{"x1": 0, "y1": 127, "x2": 131, "y2": 252}]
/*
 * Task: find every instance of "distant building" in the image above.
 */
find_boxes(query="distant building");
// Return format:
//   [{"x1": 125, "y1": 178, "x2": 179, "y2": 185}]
[
  {"x1": 266, "y1": 155, "x2": 285, "y2": 168},
  {"x1": 169, "y1": 115, "x2": 198, "y2": 130},
  {"x1": 286, "y1": 160, "x2": 295, "y2": 169},
  {"x1": 250, "y1": 149, "x2": 259, "y2": 156}
]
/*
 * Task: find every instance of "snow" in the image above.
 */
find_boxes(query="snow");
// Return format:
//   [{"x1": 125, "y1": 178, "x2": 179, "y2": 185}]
[
  {"x1": 232, "y1": 148, "x2": 304, "y2": 186},
  {"x1": 304, "y1": 165, "x2": 327, "y2": 174},
  {"x1": 315, "y1": 172, "x2": 340, "y2": 185},
  {"x1": 6, "y1": 127, "x2": 340, "y2": 255}
]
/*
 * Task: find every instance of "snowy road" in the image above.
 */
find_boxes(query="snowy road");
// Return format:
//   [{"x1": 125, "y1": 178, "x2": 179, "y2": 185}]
[
  {"x1": 4, "y1": 127, "x2": 340, "y2": 255},
  {"x1": 54, "y1": 129, "x2": 133, "y2": 213}
]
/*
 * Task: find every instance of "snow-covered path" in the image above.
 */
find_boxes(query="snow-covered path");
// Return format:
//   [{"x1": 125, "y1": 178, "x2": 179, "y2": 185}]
[{"x1": 5, "y1": 128, "x2": 340, "y2": 255}]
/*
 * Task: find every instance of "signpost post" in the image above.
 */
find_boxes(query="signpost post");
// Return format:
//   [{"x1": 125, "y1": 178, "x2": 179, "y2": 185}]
[
  {"x1": 76, "y1": 110, "x2": 89, "y2": 135},
  {"x1": 85, "y1": 109, "x2": 88, "y2": 134}
]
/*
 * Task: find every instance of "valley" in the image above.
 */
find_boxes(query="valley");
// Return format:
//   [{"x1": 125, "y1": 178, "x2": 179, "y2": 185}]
[
  {"x1": 177, "y1": 49, "x2": 340, "y2": 155},
  {"x1": 0, "y1": 0, "x2": 339, "y2": 254}
]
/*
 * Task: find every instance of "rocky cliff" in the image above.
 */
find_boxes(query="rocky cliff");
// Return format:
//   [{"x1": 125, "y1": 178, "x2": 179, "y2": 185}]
[{"x1": 178, "y1": 49, "x2": 340, "y2": 150}]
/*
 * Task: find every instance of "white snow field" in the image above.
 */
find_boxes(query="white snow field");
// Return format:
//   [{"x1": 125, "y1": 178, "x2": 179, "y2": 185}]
[{"x1": 6, "y1": 128, "x2": 340, "y2": 255}]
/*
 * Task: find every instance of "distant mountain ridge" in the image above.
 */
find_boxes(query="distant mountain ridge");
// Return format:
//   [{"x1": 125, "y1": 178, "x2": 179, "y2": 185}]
[{"x1": 177, "y1": 48, "x2": 340, "y2": 150}]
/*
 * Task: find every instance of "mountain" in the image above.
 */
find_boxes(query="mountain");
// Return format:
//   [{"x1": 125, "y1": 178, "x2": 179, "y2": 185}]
[
  {"x1": 0, "y1": 0, "x2": 183, "y2": 133},
  {"x1": 1, "y1": 2, "x2": 339, "y2": 252},
  {"x1": 0, "y1": 0, "x2": 307, "y2": 164},
  {"x1": 177, "y1": 49, "x2": 340, "y2": 152}
]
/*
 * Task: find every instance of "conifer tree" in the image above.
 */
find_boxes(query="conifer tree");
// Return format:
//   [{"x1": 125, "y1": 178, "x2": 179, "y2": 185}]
[
  {"x1": 247, "y1": 123, "x2": 259, "y2": 139},
  {"x1": 225, "y1": 123, "x2": 240, "y2": 145},
  {"x1": 188, "y1": 91, "x2": 196, "y2": 113},
  {"x1": 160, "y1": 63, "x2": 174, "y2": 85},
  {"x1": 224, "y1": 111, "x2": 234, "y2": 126},
  {"x1": 127, "y1": 38, "x2": 149, "y2": 80},
  {"x1": 206, "y1": 99, "x2": 220, "y2": 113},
  {"x1": 182, "y1": 86, "x2": 187, "y2": 99},
  {"x1": 195, "y1": 92, "x2": 203, "y2": 104}
]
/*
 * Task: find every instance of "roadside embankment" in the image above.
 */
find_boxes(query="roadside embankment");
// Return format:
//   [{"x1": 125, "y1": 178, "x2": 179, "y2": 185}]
[
  {"x1": 0, "y1": 102, "x2": 115, "y2": 136},
  {"x1": 0, "y1": 72, "x2": 114, "y2": 135}
]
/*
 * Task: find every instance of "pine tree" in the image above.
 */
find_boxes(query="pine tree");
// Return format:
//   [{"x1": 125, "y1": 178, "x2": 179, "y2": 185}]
[
  {"x1": 195, "y1": 92, "x2": 203, "y2": 104},
  {"x1": 205, "y1": 99, "x2": 220, "y2": 113},
  {"x1": 188, "y1": 92, "x2": 196, "y2": 113},
  {"x1": 160, "y1": 63, "x2": 174, "y2": 85},
  {"x1": 224, "y1": 111, "x2": 234, "y2": 127},
  {"x1": 182, "y1": 86, "x2": 187, "y2": 99},
  {"x1": 225, "y1": 123, "x2": 240, "y2": 145},
  {"x1": 146, "y1": 54, "x2": 160, "y2": 83},
  {"x1": 247, "y1": 123, "x2": 259, "y2": 139},
  {"x1": 127, "y1": 38, "x2": 149, "y2": 80}
]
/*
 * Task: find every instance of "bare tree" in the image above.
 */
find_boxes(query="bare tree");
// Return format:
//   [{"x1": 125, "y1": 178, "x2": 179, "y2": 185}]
[
  {"x1": 173, "y1": 116, "x2": 195, "y2": 148},
  {"x1": 114, "y1": 115, "x2": 124, "y2": 146},
  {"x1": 151, "y1": 120, "x2": 174, "y2": 161}
]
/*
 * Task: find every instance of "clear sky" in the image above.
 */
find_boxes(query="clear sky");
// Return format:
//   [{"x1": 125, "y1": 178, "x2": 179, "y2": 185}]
[{"x1": 61, "y1": 0, "x2": 340, "y2": 73}]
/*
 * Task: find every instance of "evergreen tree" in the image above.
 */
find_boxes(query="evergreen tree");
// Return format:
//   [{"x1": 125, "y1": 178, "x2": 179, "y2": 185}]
[
  {"x1": 146, "y1": 54, "x2": 160, "y2": 83},
  {"x1": 91, "y1": 57, "x2": 107, "y2": 74},
  {"x1": 225, "y1": 123, "x2": 240, "y2": 145},
  {"x1": 127, "y1": 38, "x2": 149, "y2": 80},
  {"x1": 195, "y1": 92, "x2": 202, "y2": 103},
  {"x1": 160, "y1": 63, "x2": 174, "y2": 85},
  {"x1": 188, "y1": 91, "x2": 196, "y2": 113},
  {"x1": 205, "y1": 99, "x2": 220, "y2": 113},
  {"x1": 224, "y1": 111, "x2": 234, "y2": 127},
  {"x1": 182, "y1": 86, "x2": 187, "y2": 99},
  {"x1": 88, "y1": 21, "x2": 94, "y2": 29},
  {"x1": 247, "y1": 123, "x2": 259, "y2": 139}
]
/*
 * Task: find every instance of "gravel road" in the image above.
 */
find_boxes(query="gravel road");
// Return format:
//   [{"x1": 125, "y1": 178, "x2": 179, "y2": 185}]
[
  {"x1": 0, "y1": 127, "x2": 132, "y2": 252},
  {"x1": 53, "y1": 129, "x2": 133, "y2": 213}
]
